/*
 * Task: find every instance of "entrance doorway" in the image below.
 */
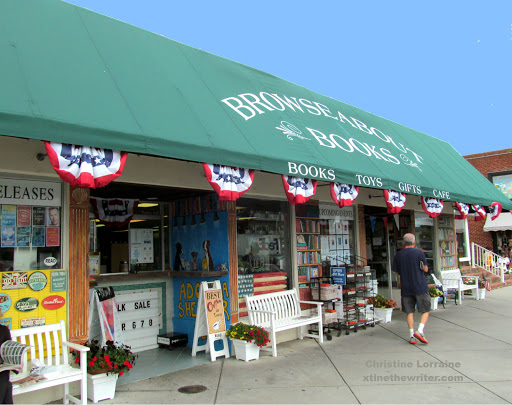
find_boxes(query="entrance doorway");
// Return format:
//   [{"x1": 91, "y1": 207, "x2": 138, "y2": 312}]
[{"x1": 364, "y1": 207, "x2": 413, "y2": 300}]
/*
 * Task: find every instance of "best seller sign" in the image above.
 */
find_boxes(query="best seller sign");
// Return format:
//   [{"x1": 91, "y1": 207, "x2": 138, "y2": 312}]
[{"x1": 0, "y1": 178, "x2": 61, "y2": 206}]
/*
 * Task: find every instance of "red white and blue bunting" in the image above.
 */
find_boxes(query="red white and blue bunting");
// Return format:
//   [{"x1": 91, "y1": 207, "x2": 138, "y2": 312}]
[
  {"x1": 489, "y1": 202, "x2": 502, "y2": 221},
  {"x1": 281, "y1": 175, "x2": 317, "y2": 205},
  {"x1": 454, "y1": 202, "x2": 470, "y2": 220},
  {"x1": 45, "y1": 142, "x2": 127, "y2": 188},
  {"x1": 90, "y1": 198, "x2": 139, "y2": 228},
  {"x1": 471, "y1": 204, "x2": 486, "y2": 221},
  {"x1": 383, "y1": 190, "x2": 406, "y2": 214},
  {"x1": 330, "y1": 183, "x2": 359, "y2": 208},
  {"x1": 421, "y1": 197, "x2": 444, "y2": 218},
  {"x1": 203, "y1": 164, "x2": 255, "y2": 201}
]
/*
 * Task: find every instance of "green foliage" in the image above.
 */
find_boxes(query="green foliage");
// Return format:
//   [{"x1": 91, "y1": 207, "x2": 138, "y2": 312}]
[
  {"x1": 429, "y1": 287, "x2": 443, "y2": 297},
  {"x1": 367, "y1": 294, "x2": 396, "y2": 308},
  {"x1": 72, "y1": 340, "x2": 136, "y2": 376},
  {"x1": 225, "y1": 323, "x2": 270, "y2": 347}
]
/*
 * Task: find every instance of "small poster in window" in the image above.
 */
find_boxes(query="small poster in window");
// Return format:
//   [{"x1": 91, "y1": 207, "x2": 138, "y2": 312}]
[
  {"x1": 1, "y1": 226, "x2": 16, "y2": 247},
  {"x1": 46, "y1": 207, "x2": 60, "y2": 227},
  {"x1": 46, "y1": 226, "x2": 60, "y2": 247},
  {"x1": 32, "y1": 207, "x2": 46, "y2": 226},
  {"x1": 16, "y1": 226, "x2": 31, "y2": 247},
  {"x1": 16, "y1": 206, "x2": 31, "y2": 226},
  {"x1": 1, "y1": 205, "x2": 16, "y2": 226},
  {"x1": 32, "y1": 226, "x2": 45, "y2": 247},
  {"x1": 88, "y1": 253, "x2": 101, "y2": 276}
]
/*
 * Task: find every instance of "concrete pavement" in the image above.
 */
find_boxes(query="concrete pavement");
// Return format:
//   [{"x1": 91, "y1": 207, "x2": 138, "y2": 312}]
[{"x1": 96, "y1": 287, "x2": 512, "y2": 404}]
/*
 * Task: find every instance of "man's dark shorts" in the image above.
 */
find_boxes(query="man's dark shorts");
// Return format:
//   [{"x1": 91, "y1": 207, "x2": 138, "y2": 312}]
[{"x1": 402, "y1": 292, "x2": 430, "y2": 314}]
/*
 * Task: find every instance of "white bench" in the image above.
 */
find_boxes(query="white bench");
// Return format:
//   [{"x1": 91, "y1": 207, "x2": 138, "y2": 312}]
[
  {"x1": 246, "y1": 288, "x2": 324, "y2": 357},
  {"x1": 10, "y1": 320, "x2": 89, "y2": 404},
  {"x1": 441, "y1": 269, "x2": 479, "y2": 304}
]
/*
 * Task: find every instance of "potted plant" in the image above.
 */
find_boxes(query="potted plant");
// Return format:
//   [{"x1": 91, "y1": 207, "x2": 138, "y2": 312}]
[
  {"x1": 429, "y1": 286, "x2": 443, "y2": 310},
  {"x1": 72, "y1": 340, "x2": 136, "y2": 403},
  {"x1": 477, "y1": 279, "x2": 487, "y2": 300},
  {"x1": 225, "y1": 323, "x2": 270, "y2": 362},
  {"x1": 367, "y1": 294, "x2": 396, "y2": 323}
]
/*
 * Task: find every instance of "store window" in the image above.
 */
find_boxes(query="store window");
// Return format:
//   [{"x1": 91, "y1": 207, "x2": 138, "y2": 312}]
[
  {"x1": 414, "y1": 213, "x2": 434, "y2": 271},
  {"x1": 489, "y1": 171, "x2": 512, "y2": 200},
  {"x1": 0, "y1": 178, "x2": 62, "y2": 271},
  {"x1": 317, "y1": 203, "x2": 356, "y2": 267},
  {"x1": 236, "y1": 198, "x2": 291, "y2": 299},
  {"x1": 89, "y1": 186, "x2": 170, "y2": 274}
]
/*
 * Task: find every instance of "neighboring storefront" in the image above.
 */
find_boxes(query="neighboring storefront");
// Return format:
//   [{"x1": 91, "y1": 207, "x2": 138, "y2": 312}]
[{"x1": 465, "y1": 149, "x2": 512, "y2": 256}]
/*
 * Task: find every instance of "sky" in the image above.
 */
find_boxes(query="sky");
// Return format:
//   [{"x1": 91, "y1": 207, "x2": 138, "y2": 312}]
[{"x1": 66, "y1": 0, "x2": 512, "y2": 157}]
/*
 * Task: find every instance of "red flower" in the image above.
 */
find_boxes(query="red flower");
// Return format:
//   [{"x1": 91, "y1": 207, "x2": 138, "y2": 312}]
[
  {"x1": 92, "y1": 356, "x2": 97, "y2": 362},
  {"x1": 128, "y1": 363, "x2": 133, "y2": 369},
  {"x1": 74, "y1": 357, "x2": 79, "y2": 364},
  {"x1": 88, "y1": 361, "x2": 94, "y2": 367},
  {"x1": 114, "y1": 364, "x2": 118, "y2": 369},
  {"x1": 119, "y1": 371, "x2": 124, "y2": 376},
  {"x1": 104, "y1": 355, "x2": 110, "y2": 363}
]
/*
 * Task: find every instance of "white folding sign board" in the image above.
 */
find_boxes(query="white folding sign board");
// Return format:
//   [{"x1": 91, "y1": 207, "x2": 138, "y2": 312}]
[{"x1": 191, "y1": 280, "x2": 230, "y2": 361}]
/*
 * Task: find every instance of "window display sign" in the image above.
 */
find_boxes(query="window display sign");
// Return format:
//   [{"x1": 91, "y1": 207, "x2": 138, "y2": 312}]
[
  {"x1": 51, "y1": 270, "x2": 67, "y2": 292},
  {"x1": 28, "y1": 271, "x2": 47, "y2": 291},
  {"x1": 130, "y1": 229, "x2": 154, "y2": 264},
  {"x1": 0, "y1": 269, "x2": 66, "y2": 329},
  {"x1": 0, "y1": 178, "x2": 61, "y2": 206},
  {"x1": 2, "y1": 272, "x2": 28, "y2": 290}
]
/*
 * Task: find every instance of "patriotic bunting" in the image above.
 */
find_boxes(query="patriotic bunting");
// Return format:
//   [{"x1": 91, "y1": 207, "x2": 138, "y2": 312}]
[
  {"x1": 281, "y1": 175, "x2": 317, "y2": 205},
  {"x1": 421, "y1": 197, "x2": 444, "y2": 218},
  {"x1": 489, "y1": 202, "x2": 502, "y2": 221},
  {"x1": 471, "y1": 204, "x2": 486, "y2": 221},
  {"x1": 454, "y1": 202, "x2": 469, "y2": 220},
  {"x1": 383, "y1": 190, "x2": 406, "y2": 214},
  {"x1": 203, "y1": 164, "x2": 255, "y2": 201},
  {"x1": 90, "y1": 198, "x2": 139, "y2": 228},
  {"x1": 330, "y1": 183, "x2": 359, "y2": 208},
  {"x1": 45, "y1": 142, "x2": 127, "y2": 188}
]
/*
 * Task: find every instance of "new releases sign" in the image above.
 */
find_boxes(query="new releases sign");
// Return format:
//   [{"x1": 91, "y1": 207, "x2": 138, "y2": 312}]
[{"x1": 0, "y1": 178, "x2": 61, "y2": 206}]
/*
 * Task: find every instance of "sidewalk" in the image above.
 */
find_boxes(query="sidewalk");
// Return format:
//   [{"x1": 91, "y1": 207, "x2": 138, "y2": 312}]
[{"x1": 104, "y1": 287, "x2": 512, "y2": 404}]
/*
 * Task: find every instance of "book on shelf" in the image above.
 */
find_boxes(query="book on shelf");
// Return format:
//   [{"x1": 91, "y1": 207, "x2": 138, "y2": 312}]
[{"x1": 0, "y1": 340, "x2": 31, "y2": 373}]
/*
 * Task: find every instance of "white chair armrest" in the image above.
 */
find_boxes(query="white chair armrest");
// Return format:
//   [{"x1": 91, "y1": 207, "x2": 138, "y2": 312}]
[
  {"x1": 63, "y1": 342, "x2": 90, "y2": 352},
  {"x1": 299, "y1": 300, "x2": 324, "y2": 306}
]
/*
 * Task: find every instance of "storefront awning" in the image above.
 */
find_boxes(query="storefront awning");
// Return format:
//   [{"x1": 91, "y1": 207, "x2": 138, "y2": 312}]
[
  {"x1": 483, "y1": 213, "x2": 512, "y2": 232},
  {"x1": 1, "y1": 0, "x2": 511, "y2": 210}
]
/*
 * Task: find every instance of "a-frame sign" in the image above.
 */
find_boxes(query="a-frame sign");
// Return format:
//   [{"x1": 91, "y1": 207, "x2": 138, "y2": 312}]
[{"x1": 191, "y1": 280, "x2": 230, "y2": 361}]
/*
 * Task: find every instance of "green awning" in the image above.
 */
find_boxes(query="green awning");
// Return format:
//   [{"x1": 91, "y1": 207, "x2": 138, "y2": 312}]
[{"x1": 1, "y1": 0, "x2": 510, "y2": 210}]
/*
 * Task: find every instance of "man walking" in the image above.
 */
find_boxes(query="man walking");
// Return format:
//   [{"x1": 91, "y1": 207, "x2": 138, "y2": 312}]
[{"x1": 392, "y1": 233, "x2": 430, "y2": 345}]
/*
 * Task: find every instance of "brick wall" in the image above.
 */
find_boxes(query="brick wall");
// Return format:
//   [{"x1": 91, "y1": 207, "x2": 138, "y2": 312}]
[{"x1": 464, "y1": 149, "x2": 512, "y2": 251}]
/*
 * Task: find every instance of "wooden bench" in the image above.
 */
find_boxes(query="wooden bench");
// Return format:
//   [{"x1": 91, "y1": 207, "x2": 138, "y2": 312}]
[
  {"x1": 10, "y1": 320, "x2": 89, "y2": 404},
  {"x1": 441, "y1": 269, "x2": 479, "y2": 305},
  {"x1": 246, "y1": 288, "x2": 324, "y2": 357}
]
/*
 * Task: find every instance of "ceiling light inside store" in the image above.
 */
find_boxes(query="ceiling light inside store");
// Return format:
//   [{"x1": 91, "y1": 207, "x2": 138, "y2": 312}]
[
  {"x1": 130, "y1": 219, "x2": 146, "y2": 223},
  {"x1": 138, "y1": 203, "x2": 159, "y2": 208}
]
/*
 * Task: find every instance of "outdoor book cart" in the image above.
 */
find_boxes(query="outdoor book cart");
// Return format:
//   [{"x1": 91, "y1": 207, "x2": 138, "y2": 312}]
[
  {"x1": 308, "y1": 276, "x2": 343, "y2": 340},
  {"x1": 342, "y1": 265, "x2": 378, "y2": 335}
]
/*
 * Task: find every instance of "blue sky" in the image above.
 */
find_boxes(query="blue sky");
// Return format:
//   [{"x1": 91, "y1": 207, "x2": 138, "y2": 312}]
[{"x1": 67, "y1": 0, "x2": 511, "y2": 156}]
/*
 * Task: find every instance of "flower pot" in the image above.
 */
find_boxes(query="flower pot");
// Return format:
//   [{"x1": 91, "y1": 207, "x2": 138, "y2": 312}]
[
  {"x1": 477, "y1": 288, "x2": 486, "y2": 300},
  {"x1": 87, "y1": 372, "x2": 119, "y2": 403},
  {"x1": 374, "y1": 307, "x2": 393, "y2": 323},
  {"x1": 430, "y1": 297, "x2": 439, "y2": 310},
  {"x1": 231, "y1": 339, "x2": 260, "y2": 362}
]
